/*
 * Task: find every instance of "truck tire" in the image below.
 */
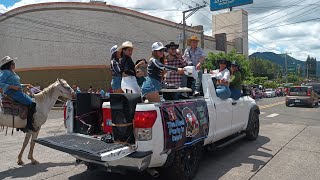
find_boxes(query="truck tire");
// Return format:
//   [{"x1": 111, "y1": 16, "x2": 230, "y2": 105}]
[
  {"x1": 85, "y1": 162, "x2": 98, "y2": 171},
  {"x1": 245, "y1": 110, "x2": 259, "y2": 141},
  {"x1": 163, "y1": 141, "x2": 203, "y2": 180}
]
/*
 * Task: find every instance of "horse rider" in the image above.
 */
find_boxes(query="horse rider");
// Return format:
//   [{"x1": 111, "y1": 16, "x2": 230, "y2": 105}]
[{"x1": 0, "y1": 56, "x2": 37, "y2": 132}]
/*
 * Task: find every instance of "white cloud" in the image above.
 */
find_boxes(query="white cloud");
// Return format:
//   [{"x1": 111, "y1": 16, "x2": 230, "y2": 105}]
[{"x1": 1, "y1": 0, "x2": 320, "y2": 61}]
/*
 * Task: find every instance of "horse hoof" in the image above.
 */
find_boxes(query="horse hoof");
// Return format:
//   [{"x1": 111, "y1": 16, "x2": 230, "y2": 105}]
[
  {"x1": 17, "y1": 160, "x2": 24, "y2": 165},
  {"x1": 31, "y1": 160, "x2": 39, "y2": 165}
]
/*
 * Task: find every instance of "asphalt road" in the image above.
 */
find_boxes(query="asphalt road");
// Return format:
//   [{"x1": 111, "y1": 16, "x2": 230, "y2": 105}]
[{"x1": 1, "y1": 97, "x2": 320, "y2": 180}]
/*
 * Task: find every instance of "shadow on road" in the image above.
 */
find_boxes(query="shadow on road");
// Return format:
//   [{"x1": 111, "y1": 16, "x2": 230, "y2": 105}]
[
  {"x1": 68, "y1": 135, "x2": 271, "y2": 180},
  {"x1": 0, "y1": 162, "x2": 75, "y2": 179},
  {"x1": 196, "y1": 135, "x2": 271, "y2": 179}
]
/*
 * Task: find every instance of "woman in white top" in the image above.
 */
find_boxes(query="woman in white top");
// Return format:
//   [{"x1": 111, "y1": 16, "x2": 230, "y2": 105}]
[{"x1": 210, "y1": 59, "x2": 231, "y2": 99}]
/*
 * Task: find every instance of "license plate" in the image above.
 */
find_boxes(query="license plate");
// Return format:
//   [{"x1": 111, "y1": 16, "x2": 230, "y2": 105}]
[{"x1": 295, "y1": 100, "x2": 300, "y2": 103}]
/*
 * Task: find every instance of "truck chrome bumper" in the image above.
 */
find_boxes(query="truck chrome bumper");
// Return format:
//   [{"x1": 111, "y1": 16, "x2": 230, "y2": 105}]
[{"x1": 73, "y1": 151, "x2": 152, "y2": 172}]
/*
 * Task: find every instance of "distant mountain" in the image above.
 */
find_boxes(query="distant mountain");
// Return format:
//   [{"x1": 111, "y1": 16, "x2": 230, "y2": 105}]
[{"x1": 249, "y1": 52, "x2": 320, "y2": 77}]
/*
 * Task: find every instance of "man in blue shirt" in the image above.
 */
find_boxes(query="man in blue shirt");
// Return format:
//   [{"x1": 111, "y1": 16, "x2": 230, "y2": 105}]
[{"x1": 182, "y1": 35, "x2": 206, "y2": 96}]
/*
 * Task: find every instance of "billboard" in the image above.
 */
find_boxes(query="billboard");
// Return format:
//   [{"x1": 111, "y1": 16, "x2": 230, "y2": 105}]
[{"x1": 210, "y1": 0, "x2": 253, "y2": 11}]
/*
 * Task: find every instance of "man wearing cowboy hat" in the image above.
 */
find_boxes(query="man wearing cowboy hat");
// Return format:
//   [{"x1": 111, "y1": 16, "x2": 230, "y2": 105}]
[
  {"x1": 163, "y1": 42, "x2": 187, "y2": 100},
  {"x1": 182, "y1": 35, "x2": 205, "y2": 96}
]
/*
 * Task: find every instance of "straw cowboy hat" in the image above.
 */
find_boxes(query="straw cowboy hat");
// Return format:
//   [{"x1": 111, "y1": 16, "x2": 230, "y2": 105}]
[
  {"x1": 0, "y1": 56, "x2": 16, "y2": 67},
  {"x1": 187, "y1": 35, "x2": 200, "y2": 46},
  {"x1": 117, "y1": 41, "x2": 133, "y2": 51}
]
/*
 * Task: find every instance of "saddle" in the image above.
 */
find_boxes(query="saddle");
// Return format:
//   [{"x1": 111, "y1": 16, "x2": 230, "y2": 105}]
[{"x1": 0, "y1": 95, "x2": 28, "y2": 119}]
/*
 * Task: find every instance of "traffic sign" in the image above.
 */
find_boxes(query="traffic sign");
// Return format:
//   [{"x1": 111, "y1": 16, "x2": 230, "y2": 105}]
[{"x1": 210, "y1": 0, "x2": 253, "y2": 11}]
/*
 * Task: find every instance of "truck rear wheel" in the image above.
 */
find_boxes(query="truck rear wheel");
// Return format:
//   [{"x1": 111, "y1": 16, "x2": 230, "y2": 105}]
[
  {"x1": 245, "y1": 110, "x2": 259, "y2": 141},
  {"x1": 163, "y1": 141, "x2": 203, "y2": 180}
]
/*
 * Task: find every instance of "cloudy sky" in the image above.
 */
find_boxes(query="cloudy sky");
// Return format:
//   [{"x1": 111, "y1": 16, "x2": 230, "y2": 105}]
[{"x1": 1, "y1": 0, "x2": 319, "y2": 61}]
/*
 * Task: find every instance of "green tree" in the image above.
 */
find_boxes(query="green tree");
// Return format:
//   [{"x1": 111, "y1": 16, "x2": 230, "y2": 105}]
[{"x1": 249, "y1": 57, "x2": 281, "y2": 79}]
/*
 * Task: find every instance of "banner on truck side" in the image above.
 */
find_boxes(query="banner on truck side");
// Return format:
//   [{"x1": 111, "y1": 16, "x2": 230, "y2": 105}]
[{"x1": 160, "y1": 100, "x2": 209, "y2": 150}]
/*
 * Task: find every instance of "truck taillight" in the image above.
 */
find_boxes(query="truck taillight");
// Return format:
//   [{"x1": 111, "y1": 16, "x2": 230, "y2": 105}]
[
  {"x1": 63, "y1": 105, "x2": 67, "y2": 121},
  {"x1": 102, "y1": 108, "x2": 113, "y2": 134},
  {"x1": 134, "y1": 111, "x2": 157, "y2": 128},
  {"x1": 134, "y1": 111, "x2": 157, "y2": 141},
  {"x1": 307, "y1": 90, "x2": 311, "y2": 96}
]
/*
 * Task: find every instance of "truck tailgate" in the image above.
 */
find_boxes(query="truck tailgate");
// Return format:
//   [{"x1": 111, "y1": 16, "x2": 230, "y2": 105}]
[{"x1": 35, "y1": 134, "x2": 135, "y2": 162}]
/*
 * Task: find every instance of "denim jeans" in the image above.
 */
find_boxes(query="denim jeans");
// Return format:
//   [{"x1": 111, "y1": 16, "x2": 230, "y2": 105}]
[
  {"x1": 230, "y1": 88, "x2": 241, "y2": 100},
  {"x1": 5, "y1": 90, "x2": 34, "y2": 106},
  {"x1": 216, "y1": 85, "x2": 231, "y2": 99}
]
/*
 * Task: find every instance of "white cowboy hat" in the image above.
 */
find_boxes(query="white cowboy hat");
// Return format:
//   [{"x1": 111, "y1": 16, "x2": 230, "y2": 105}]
[
  {"x1": 110, "y1": 45, "x2": 118, "y2": 55},
  {"x1": 117, "y1": 41, "x2": 133, "y2": 51},
  {"x1": 0, "y1": 56, "x2": 17, "y2": 67}
]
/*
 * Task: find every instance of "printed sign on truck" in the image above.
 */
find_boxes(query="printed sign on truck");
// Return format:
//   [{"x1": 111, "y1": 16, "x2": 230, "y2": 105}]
[{"x1": 160, "y1": 100, "x2": 209, "y2": 150}]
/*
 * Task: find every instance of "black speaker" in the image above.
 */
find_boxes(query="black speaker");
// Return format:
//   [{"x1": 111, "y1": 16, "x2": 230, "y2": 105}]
[
  {"x1": 110, "y1": 93, "x2": 141, "y2": 143},
  {"x1": 74, "y1": 93, "x2": 102, "y2": 135}
]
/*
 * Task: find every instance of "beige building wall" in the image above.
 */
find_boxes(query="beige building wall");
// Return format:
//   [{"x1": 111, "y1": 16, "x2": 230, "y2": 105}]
[
  {"x1": 212, "y1": 10, "x2": 248, "y2": 56},
  {"x1": 0, "y1": 2, "x2": 235, "y2": 90}
]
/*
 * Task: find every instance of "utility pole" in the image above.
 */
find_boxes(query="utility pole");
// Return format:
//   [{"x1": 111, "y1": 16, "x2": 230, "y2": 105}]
[
  {"x1": 282, "y1": 52, "x2": 291, "y2": 84},
  {"x1": 182, "y1": 5, "x2": 206, "y2": 52}
]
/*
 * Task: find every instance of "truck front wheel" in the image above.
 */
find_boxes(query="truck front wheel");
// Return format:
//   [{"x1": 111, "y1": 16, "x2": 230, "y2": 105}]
[
  {"x1": 163, "y1": 141, "x2": 203, "y2": 180},
  {"x1": 245, "y1": 110, "x2": 260, "y2": 141}
]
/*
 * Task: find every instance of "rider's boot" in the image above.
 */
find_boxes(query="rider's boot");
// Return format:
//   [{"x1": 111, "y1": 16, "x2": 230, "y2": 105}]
[{"x1": 26, "y1": 102, "x2": 37, "y2": 132}]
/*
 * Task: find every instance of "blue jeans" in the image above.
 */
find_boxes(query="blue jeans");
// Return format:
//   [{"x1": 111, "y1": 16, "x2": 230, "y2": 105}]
[
  {"x1": 230, "y1": 88, "x2": 241, "y2": 100},
  {"x1": 5, "y1": 90, "x2": 34, "y2": 106},
  {"x1": 216, "y1": 85, "x2": 231, "y2": 99},
  {"x1": 141, "y1": 77, "x2": 161, "y2": 97}
]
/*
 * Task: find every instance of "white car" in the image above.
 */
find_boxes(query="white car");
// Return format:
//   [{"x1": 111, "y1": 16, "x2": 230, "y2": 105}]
[{"x1": 264, "y1": 88, "x2": 276, "y2": 97}]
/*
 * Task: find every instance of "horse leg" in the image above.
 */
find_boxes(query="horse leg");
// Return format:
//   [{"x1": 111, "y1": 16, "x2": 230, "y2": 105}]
[
  {"x1": 17, "y1": 132, "x2": 32, "y2": 165},
  {"x1": 28, "y1": 129, "x2": 40, "y2": 165}
]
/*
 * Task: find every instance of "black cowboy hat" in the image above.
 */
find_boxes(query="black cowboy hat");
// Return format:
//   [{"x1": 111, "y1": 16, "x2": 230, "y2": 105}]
[
  {"x1": 165, "y1": 42, "x2": 179, "y2": 49},
  {"x1": 216, "y1": 58, "x2": 231, "y2": 68},
  {"x1": 231, "y1": 61, "x2": 241, "y2": 69}
]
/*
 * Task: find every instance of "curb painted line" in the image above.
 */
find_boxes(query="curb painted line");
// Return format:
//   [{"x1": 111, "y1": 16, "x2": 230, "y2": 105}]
[{"x1": 260, "y1": 101, "x2": 284, "y2": 110}]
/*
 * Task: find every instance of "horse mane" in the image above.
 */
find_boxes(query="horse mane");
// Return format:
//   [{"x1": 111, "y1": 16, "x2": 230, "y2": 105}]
[{"x1": 34, "y1": 81, "x2": 58, "y2": 102}]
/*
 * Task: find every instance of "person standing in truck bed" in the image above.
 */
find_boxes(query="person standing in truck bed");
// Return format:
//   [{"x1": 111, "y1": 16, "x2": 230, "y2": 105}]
[
  {"x1": 141, "y1": 42, "x2": 184, "y2": 102},
  {"x1": 118, "y1": 41, "x2": 141, "y2": 94},
  {"x1": 110, "y1": 45, "x2": 123, "y2": 93}
]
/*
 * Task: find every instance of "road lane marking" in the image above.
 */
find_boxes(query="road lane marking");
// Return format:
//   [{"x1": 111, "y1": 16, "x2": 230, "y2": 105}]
[
  {"x1": 260, "y1": 112, "x2": 266, "y2": 114},
  {"x1": 260, "y1": 101, "x2": 284, "y2": 109},
  {"x1": 266, "y1": 113, "x2": 279, "y2": 118}
]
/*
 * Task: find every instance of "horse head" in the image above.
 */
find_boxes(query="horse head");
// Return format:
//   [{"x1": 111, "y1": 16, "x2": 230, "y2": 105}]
[{"x1": 56, "y1": 78, "x2": 74, "y2": 100}]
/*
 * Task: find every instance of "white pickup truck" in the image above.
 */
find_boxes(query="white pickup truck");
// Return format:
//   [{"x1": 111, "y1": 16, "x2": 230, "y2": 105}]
[{"x1": 36, "y1": 74, "x2": 260, "y2": 180}]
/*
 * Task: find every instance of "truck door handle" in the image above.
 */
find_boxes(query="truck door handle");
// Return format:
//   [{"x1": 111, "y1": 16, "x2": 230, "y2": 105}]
[{"x1": 232, "y1": 102, "x2": 237, "y2": 105}]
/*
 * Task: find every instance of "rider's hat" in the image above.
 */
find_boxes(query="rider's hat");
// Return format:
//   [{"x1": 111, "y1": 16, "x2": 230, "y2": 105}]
[{"x1": 0, "y1": 56, "x2": 16, "y2": 67}]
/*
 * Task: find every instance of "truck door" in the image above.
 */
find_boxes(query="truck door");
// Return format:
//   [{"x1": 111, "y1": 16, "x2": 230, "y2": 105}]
[
  {"x1": 214, "y1": 97, "x2": 233, "y2": 141},
  {"x1": 231, "y1": 98, "x2": 246, "y2": 132}
]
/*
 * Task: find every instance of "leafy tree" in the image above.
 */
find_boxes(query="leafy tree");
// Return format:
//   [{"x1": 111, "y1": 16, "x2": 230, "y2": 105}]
[{"x1": 249, "y1": 57, "x2": 281, "y2": 79}]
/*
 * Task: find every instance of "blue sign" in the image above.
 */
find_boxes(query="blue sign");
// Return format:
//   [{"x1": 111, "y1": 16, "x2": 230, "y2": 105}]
[{"x1": 210, "y1": 0, "x2": 253, "y2": 11}]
